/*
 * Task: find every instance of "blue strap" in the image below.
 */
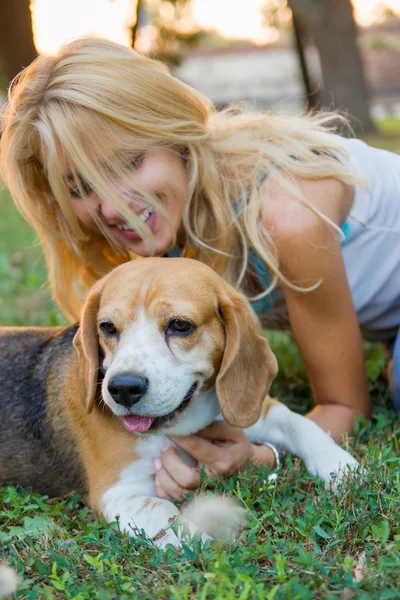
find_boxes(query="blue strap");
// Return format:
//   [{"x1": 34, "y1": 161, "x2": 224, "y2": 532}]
[{"x1": 165, "y1": 245, "x2": 182, "y2": 258}]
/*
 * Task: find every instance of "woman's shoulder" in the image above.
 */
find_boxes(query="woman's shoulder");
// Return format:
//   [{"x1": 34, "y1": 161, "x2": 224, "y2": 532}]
[{"x1": 260, "y1": 176, "x2": 354, "y2": 239}]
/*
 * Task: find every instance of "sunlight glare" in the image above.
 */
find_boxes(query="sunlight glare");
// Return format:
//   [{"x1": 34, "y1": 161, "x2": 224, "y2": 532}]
[
  {"x1": 193, "y1": 0, "x2": 271, "y2": 44},
  {"x1": 31, "y1": 0, "x2": 400, "y2": 56},
  {"x1": 353, "y1": 0, "x2": 400, "y2": 24},
  {"x1": 32, "y1": 0, "x2": 137, "y2": 54}
]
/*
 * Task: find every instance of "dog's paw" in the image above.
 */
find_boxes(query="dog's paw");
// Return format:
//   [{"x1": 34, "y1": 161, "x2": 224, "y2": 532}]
[
  {"x1": 182, "y1": 495, "x2": 247, "y2": 541},
  {"x1": 153, "y1": 517, "x2": 212, "y2": 550},
  {"x1": 154, "y1": 495, "x2": 246, "y2": 550},
  {"x1": 0, "y1": 564, "x2": 18, "y2": 598},
  {"x1": 306, "y1": 447, "x2": 361, "y2": 489}
]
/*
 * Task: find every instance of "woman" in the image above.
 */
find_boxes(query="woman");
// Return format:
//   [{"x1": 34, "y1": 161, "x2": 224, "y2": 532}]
[{"x1": 1, "y1": 37, "x2": 399, "y2": 501}]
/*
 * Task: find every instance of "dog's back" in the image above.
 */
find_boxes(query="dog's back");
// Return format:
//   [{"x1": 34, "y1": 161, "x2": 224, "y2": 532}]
[{"x1": 0, "y1": 325, "x2": 87, "y2": 496}]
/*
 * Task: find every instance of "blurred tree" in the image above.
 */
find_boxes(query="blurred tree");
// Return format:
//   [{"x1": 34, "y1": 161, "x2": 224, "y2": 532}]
[
  {"x1": 132, "y1": 0, "x2": 376, "y2": 132},
  {"x1": 131, "y1": 0, "x2": 207, "y2": 65},
  {"x1": 0, "y1": 0, "x2": 37, "y2": 86},
  {"x1": 286, "y1": 0, "x2": 376, "y2": 133},
  {"x1": 290, "y1": 13, "x2": 320, "y2": 110},
  {"x1": 131, "y1": 0, "x2": 144, "y2": 48}
]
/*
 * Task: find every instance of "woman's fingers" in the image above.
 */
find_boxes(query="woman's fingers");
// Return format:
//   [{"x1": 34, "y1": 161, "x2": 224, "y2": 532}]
[
  {"x1": 168, "y1": 434, "x2": 225, "y2": 468},
  {"x1": 154, "y1": 448, "x2": 201, "y2": 501},
  {"x1": 161, "y1": 447, "x2": 201, "y2": 489},
  {"x1": 170, "y1": 426, "x2": 253, "y2": 477},
  {"x1": 154, "y1": 454, "x2": 185, "y2": 500},
  {"x1": 154, "y1": 466, "x2": 183, "y2": 501}
]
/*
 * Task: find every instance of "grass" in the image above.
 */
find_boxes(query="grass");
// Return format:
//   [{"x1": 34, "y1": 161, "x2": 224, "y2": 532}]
[
  {"x1": 1, "y1": 131, "x2": 400, "y2": 599},
  {"x1": 0, "y1": 192, "x2": 64, "y2": 327},
  {"x1": 361, "y1": 117, "x2": 400, "y2": 153}
]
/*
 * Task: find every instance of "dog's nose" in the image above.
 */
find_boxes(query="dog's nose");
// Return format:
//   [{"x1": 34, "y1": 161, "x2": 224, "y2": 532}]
[{"x1": 108, "y1": 374, "x2": 149, "y2": 407}]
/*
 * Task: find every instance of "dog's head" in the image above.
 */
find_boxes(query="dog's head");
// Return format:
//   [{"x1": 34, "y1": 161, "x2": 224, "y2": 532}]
[{"x1": 73, "y1": 258, "x2": 277, "y2": 435}]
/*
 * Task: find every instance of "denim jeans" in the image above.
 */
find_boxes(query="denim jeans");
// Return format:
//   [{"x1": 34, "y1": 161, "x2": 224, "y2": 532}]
[{"x1": 389, "y1": 329, "x2": 400, "y2": 411}]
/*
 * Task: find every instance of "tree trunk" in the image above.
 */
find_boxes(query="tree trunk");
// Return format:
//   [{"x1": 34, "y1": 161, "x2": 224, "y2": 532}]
[
  {"x1": 291, "y1": 12, "x2": 320, "y2": 111},
  {"x1": 0, "y1": 0, "x2": 37, "y2": 86},
  {"x1": 131, "y1": 0, "x2": 144, "y2": 48},
  {"x1": 288, "y1": 0, "x2": 376, "y2": 134}
]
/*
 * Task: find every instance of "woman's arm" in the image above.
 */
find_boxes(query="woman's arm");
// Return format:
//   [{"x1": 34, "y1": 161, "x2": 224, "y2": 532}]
[{"x1": 262, "y1": 176, "x2": 371, "y2": 436}]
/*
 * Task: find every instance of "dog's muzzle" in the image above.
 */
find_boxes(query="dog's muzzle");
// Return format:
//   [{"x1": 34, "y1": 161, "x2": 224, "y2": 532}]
[{"x1": 120, "y1": 381, "x2": 199, "y2": 433}]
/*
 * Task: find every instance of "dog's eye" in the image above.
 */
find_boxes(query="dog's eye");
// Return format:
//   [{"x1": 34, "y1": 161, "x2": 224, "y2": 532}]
[
  {"x1": 166, "y1": 318, "x2": 194, "y2": 336},
  {"x1": 99, "y1": 320, "x2": 118, "y2": 337}
]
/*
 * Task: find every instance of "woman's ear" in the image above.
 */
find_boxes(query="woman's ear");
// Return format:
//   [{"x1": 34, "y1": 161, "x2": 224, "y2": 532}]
[
  {"x1": 73, "y1": 279, "x2": 105, "y2": 414},
  {"x1": 216, "y1": 288, "x2": 278, "y2": 428}
]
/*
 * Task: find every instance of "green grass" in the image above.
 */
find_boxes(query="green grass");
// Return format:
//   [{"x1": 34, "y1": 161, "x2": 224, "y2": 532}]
[
  {"x1": 0, "y1": 188, "x2": 65, "y2": 327},
  {"x1": 362, "y1": 117, "x2": 400, "y2": 153},
  {"x1": 1, "y1": 134, "x2": 400, "y2": 599}
]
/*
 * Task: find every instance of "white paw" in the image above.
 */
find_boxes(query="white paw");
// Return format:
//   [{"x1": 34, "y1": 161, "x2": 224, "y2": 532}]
[
  {"x1": 153, "y1": 517, "x2": 212, "y2": 550},
  {"x1": 0, "y1": 564, "x2": 18, "y2": 598},
  {"x1": 306, "y1": 447, "x2": 361, "y2": 489},
  {"x1": 152, "y1": 496, "x2": 246, "y2": 549},
  {"x1": 182, "y1": 495, "x2": 247, "y2": 541}
]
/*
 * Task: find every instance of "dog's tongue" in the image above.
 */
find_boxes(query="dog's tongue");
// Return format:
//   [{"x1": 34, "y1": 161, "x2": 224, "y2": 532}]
[{"x1": 122, "y1": 415, "x2": 154, "y2": 432}]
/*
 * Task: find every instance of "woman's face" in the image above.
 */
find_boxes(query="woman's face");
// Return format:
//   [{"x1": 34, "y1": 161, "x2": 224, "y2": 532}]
[{"x1": 65, "y1": 148, "x2": 188, "y2": 257}]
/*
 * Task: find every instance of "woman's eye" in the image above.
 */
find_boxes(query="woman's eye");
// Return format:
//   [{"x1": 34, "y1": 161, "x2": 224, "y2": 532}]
[
  {"x1": 166, "y1": 318, "x2": 195, "y2": 336},
  {"x1": 99, "y1": 320, "x2": 118, "y2": 337},
  {"x1": 68, "y1": 180, "x2": 92, "y2": 199},
  {"x1": 126, "y1": 153, "x2": 145, "y2": 170},
  {"x1": 69, "y1": 187, "x2": 82, "y2": 198}
]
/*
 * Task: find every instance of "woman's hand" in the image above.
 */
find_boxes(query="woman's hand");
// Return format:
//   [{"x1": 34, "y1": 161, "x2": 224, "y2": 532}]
[{"x1": 154, "y1": 421, "x2": 276, "y2": 501}]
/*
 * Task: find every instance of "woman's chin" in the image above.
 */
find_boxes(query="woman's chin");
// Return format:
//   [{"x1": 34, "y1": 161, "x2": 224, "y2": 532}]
[{"x1": 124, "y1": 234, "x2": 174, "y2": 258}]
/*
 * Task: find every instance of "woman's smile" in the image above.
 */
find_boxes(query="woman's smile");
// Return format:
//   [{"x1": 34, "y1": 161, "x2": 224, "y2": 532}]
[
  {"x1": 113, "y1": 206, "x2": 157, "y2": 242},
  {"x1": 69, "y1": 148, "x2": 188, "y2": 256}
]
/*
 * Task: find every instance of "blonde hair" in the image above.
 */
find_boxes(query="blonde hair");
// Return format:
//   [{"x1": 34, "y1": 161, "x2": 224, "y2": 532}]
[{"x1": 1, "y1": 37, "x2": 360, "y2": 322}]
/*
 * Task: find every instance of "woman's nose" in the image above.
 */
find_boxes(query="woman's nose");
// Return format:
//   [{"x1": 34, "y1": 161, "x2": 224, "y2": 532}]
[{"x1": 97, "y1": 197, "x2": 123, "y2": 223}]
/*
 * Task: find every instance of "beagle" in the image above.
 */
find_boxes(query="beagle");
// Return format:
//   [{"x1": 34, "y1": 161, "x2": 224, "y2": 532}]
[{"x1": 0, "y1": 258, "x2": 358, "y2": 548}]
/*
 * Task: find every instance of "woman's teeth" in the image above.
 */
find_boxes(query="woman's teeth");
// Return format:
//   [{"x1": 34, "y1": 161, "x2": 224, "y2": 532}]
[
  {"x1": 139, "y1": 207, "x2": 153, "y2": 222},
  {"x1": 116, "y1": 207, "x2": 153, "y2": 230}
]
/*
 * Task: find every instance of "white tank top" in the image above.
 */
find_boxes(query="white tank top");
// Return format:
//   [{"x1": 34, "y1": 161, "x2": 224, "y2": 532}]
[
  {"x1": 253, "y1": 137, "x2": 400, "y2": 341},
  {"x1": 341, "y1": 138, "x2": 400, "y2": 340}
]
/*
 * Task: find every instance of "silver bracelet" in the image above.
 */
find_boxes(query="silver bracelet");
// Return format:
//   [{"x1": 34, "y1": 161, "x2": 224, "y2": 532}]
[
  {"x1": 261, "y1": 442, "x2": 287, "y2": 471},
  {"x1": 258, "y1": 442, "x2": 286, "y2": 484}
]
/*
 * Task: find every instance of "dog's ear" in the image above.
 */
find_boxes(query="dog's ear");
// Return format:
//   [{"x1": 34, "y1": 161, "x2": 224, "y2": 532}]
[
  {"x1": 216, "y1": 287, "x2": 278, "y2": 428},
  {"x1": 73, "y1": 278, "x2": 105, "y2": 414}
]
